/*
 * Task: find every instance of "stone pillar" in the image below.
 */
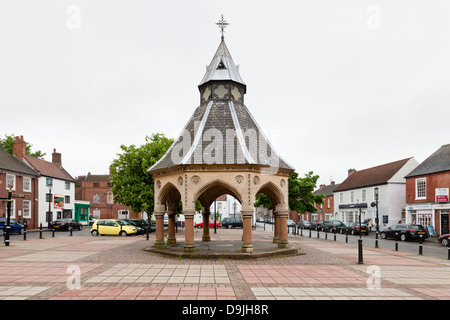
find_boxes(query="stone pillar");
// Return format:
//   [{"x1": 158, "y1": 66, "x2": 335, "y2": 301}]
[
  {"x1": 202, "y1": 210, "x2": 211, "y2": 242},
  {"x1": 183, "y1": 210, "x2": 196, "y2": 252},
  {"x1": 241, "y1": 210, "x2": 254, "y2": 253},
  {"x1": 167, "y1": 212, "x2": 176, "y2": 244},
  {"x1": 277, "y1": 209, "x2": 289, "y2": 249},
  {"x1": 154, "y1": 210, "x2": 165, "y2": 248},
  {"x1": 273, "y1": 211, "x2": 280, "y2": 243}
]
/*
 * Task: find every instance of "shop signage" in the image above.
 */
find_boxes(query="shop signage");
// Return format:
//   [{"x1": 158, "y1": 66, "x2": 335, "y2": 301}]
[{"x1": 436, "y1": 188, "x2": 449, "y2": 202}]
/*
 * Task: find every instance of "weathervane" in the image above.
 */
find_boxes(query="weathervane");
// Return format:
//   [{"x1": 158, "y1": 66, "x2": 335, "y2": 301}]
[{"x1": 216, "y1": 15, "x2": 229, "y2": 39}]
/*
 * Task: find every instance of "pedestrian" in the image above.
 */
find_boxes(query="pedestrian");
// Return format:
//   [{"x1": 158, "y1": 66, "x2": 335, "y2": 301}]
[{"x1": 368, "y1": 219, "x2": 373, "y2": 233}]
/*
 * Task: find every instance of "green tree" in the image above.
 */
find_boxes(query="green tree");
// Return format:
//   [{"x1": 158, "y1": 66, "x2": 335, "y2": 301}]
[
  {"x1": 254, "y1": 171, "x2": 325, "y2": 214},
  {"x1": 0, "y1": 134, "x2": 46, "y2": 159},
  {"x1": 109, "y1": 133, "x2": 173, "y2": 216}
]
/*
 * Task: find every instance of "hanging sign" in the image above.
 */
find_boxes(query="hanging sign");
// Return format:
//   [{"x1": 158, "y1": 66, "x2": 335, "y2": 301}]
[
  {"x1": 436, "y1": 188, "x2": 449, "y2": 202},
  {"x1": 54, "y1": 195, "x2": 64, "y2": 209}
]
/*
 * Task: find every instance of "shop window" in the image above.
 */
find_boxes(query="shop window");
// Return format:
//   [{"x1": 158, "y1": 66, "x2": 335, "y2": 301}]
[{"x1": 415, "y1": 178, "x2": 426, "y2": 200}]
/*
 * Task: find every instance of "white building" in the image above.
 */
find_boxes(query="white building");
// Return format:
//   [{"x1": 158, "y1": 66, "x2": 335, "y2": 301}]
[
  {"x1": 334, "y1": 158, "x2": 419, "y2": 229},
  {"x1": 23, "y1": 149, "x2": 76, "y2": 227}
]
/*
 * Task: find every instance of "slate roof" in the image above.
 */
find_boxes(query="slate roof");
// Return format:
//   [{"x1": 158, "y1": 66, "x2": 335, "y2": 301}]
[
  {"x1": 334, "y1": 158, "x2": 413, "y2": 192},
  {"x1": 0, "y1": 148, "x2": 39, "y2": 176},
  {"x1": 199, "y1": 38, "x2": 245, "y2": 87},
  {"x1": 23, "y1": 155, "x2": 75, "y2": 182},
  {"x1": 84, "y1": 173, "x2": 111, "y2": 182},
  {"x1": 405, "y1": 144, "x2": 450, "y2": 178},
  {"x1": 148, "y1": 39, "x2": 294, "y2": 173},
  {"x1": 315, "y1": 183, "x2": 341, "y2": 197}
]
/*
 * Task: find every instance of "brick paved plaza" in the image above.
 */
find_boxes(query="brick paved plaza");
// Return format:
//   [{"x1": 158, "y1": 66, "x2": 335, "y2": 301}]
[{"x1": 0, "y1": 228, "x2": 449, "y2": 301}]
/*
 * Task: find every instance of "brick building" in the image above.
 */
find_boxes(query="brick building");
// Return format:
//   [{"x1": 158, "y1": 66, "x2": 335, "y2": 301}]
[
  {"x1": 76, "y1": 172, "x2": 140, "y2": 220},
  {"x1": 0, "y1": 147, "x2": 40, "y2": 228},
  {"x1": 290, "y1": 181, "x2": 341, "y2": 223},
  {"x1": 405, "y1": 144, "x2": 450, "y2": 236}
]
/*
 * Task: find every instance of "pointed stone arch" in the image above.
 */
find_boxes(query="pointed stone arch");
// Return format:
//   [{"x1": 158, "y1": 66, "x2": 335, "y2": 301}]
[
  {"x1": 255, "y1": 180, "x2": 290, "y2": 248},
  {"x1": 194, "y1": 178, "x2": 243, "y2": 208}
]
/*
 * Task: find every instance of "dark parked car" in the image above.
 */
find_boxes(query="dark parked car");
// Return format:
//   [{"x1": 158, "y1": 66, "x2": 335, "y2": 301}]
[
  {"x1": 287, "y1": 219, "x2": 296, "y2": 227},
  {"x1": 120, "y1": 219, "x2": 144, "y2": 235},
  {"x1": 49, "y1": 218, "x2": 83, "y2": 231},
  {"x1": 380, "y1": 224, "x2": 429, "y2": 241},
  {"x1": 0, "y1": 218, "x2": 25, "y2": 235},
  {"x1": 438, "y1": 234, "x2": 450, "y2": 246},
  {"x1": 297, "y1": 220, "x2": 311, "y2": 229},
  {"x1": 310, "y1": 220, "x2": 324, "y2": 231},
  {"x1": 322, "y1": 220, "x2": 345, "y2": 233},
  {"x1": 341, "y1": 222, "x2": 369, "y2": 235},
  {"x1": 221, "y1": 217, "x2": 243, "y2": 228},
  {"x1": 126, "y1": 219, "x2": 156, "y2": 233}
]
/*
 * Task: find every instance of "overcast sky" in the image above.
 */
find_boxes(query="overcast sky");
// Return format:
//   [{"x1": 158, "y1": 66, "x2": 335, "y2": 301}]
[{"x1": 1, "y1": 0, "x2": 449, "y2": 187}]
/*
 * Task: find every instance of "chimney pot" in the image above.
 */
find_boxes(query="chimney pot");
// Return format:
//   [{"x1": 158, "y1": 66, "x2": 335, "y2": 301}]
[
  {"x1": 52, "y1": 148, "x2": 62, "y2": 166},
  {"x1": 12, "y1": 135, "x2": 26, "y2": 161}
]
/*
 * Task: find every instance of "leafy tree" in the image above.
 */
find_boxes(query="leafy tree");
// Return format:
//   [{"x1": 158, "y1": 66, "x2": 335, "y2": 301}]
[
  {"x1": 254, "y1": 171, "x2": 325, "y2": 214},
  {"x1": 0, "y1": 134, "x2": 46, "y2": 159},
  {"x1": 110, "y1": 133, "x2": 173, "y2": 216}
]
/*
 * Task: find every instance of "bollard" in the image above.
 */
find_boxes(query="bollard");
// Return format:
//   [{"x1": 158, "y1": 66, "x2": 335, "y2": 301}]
[
  {"x1": 325, "y1": 228, "x2": 328, "y2": 240},
  {"x1": 317, "y1": 229, "x2": 320, "y2": 239},
  {"x1": 300, "y1": 226, "x2": 303, "y2": 236},
  {"x1": 375, "y1": 231, "x2": 379, "y2": 248},
  {"x1": 448, "y1": 247, "x2": 450, "y2": 260},
  {"x1": 309, "y1": 228, "x2": 311, "y2": 238},
  {"x1": 52, "y1": 228, "x2": 55, "y2": 238},
  {"x1": 358, "y1": 238, "x2": 364, "y2": 264},
  {"x1": 39, "y1": 223, "x2": 43, "y2": 239},
  {"x1": 23, "y1": 224, "x2": 27, "y2": 241},
  {"x1": 146, "y1": 227, "x2": 149, "y2": 240},
  {"x1": 334, "y1": 229, "x2": 336, "y2": 241},
  {"x1": 70, "y1": 226, "x2": 73, "y2": 236},
  {"x1": 419, "y1": 235, "x2": 423, "y2": 255},
  {"x1": 346, "y1": 231, "x2": 348, "y2": 243}
]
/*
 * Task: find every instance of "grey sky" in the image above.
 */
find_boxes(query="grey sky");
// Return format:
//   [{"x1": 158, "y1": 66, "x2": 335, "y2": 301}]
[{"x1": 1, "y1": 0, "x2": 449, "y2": 187}]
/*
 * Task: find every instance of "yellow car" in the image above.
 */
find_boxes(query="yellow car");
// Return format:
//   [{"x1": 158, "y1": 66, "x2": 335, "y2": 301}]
[{"x1": 90, "y1": 219, "x2": 137, "y2": 237}]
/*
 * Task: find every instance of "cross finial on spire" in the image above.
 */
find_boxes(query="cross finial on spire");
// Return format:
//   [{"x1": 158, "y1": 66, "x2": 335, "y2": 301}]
[{"x1": 216, "y1": 15, "x2": 229, "y2": 40}]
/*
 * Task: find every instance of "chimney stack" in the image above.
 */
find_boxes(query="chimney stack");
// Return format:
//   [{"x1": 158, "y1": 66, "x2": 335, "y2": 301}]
[
  {"x1": 331, "y1": 180, "x2": 335, "y2": 185},
  {"x1": 12, "y1": 135, "x2": 26, "y2": 161},
  {"x1": 348, "y1": 168, "x2": 356, "y2": 176},
  {"x1": 52, "y1": 148, "x2": 62, "y2": 166},
  {"x1": 319, "y1": 184, "x2": 326, "y2": 190}
]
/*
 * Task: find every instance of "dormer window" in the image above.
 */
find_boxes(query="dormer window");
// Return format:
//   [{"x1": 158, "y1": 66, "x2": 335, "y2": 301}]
[{"x1": 217, "y1": 60, "x2": 227, "y2": 70}]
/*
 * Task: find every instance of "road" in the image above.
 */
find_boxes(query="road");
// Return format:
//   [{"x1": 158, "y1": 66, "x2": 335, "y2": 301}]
[
  {"x1": 256, "y1": 222, "x2": 450, "y2": 260},
  {"x1": 3, "y1": 222, "x2": 450, "y2": 260}
]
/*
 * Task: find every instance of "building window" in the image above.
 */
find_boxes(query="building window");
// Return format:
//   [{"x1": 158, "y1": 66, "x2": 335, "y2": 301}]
[
  {"x1": 93, "y1": 183, "x2": 99, "y2": 187},
  {"x1": 65, "y1": 196, "x2": 70, "y2": 204},
  {"x1": 23, "y1": 177, "x2": 32, "y2": 192},
  {"x1": 5, "y1": 199, "x2": 15, "y2": 217},
  {"x1": 118, "y1": 210, "x2": 129, "y2": 219},
  {"x1": 350, "y1": 191, "x2": 354, "y2": 203},
  {"x1": 106, "y1": 191, "x2": 113, "y2": 205},
  {"x1": 340, "y1": 193, "x2": 343, "y2": 204},
  {"x1": 93, "y1": 194, "x2": 100, "y2": 204},
  {"x1": 415, "y1": 178, "x2": 426, "y2": 200},
  {"x1": 327, "y1": 198, "x2": 331, "y2": 209},
  {"x1": 362, "y1": 189, "x2": 366, "y2": 202},
  {"x1": 65, "y1": 182, "x2": 70, "y2": 190},
  {"x1": 23, "y1": 200, "x2": 31, "y2": 218},
  {"x1": 6, "y1": 174, "x2": 16, "y2": 190}
]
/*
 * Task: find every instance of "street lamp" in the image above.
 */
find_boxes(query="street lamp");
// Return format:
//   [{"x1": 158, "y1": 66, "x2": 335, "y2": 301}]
[
  {"x1": 4, "y1": 180, "x2": 13, "y2": 246},
  {"x1": 46, "y1": 179, "x2": 53, "y2": 229},
  {"x1": 374, "y1": 187, "x2": 379, "y2": 248}
]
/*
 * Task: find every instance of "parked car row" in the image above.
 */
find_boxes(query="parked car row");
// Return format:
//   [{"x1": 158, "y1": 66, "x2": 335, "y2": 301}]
[
  {"x1": 0, "y1": 218, "x2": 25, "y2": 236},
  {"x1": 296, "y1": 219, "x2": 435, "y2": 242}
]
